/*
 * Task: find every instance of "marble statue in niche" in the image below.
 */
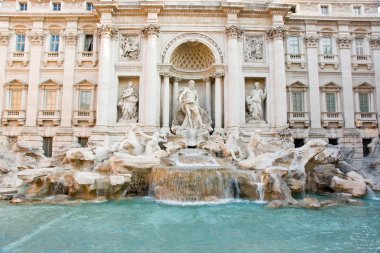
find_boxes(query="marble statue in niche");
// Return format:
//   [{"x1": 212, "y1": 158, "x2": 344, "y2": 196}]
[
  {"x1": 178, "y1": 80, "x2": 205, "y2": 129},
  {"x1": 246, "y1": 82, "x2": 266, "y2": 122},
  {"x1": 118, "y1": 81, "x2": 138, "y2": 122},
  {"x1": 120, "y1": 35, "x2": 140, "y2": 60},
  {"x1": 171, "y1": 80, "x2": 212, "y2": 147},
  {"x1": 244, "y1": 37, "x2": 264, "y2": 62}
]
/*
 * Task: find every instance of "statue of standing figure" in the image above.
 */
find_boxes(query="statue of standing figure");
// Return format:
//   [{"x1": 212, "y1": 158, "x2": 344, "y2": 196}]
[
  {"x1": 118, "y1": 81, "x2": 138, "y2": 122},
  {"x1": 178, "y1": 80, "x2": 205, "y2": 129},
  {"x1": 246, "y1": 82, "x2": 267, "y2": 122}
]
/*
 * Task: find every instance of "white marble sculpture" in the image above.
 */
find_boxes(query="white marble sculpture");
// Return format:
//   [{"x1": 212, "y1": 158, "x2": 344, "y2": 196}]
[
  {"x1": 244, "y1": 37, "x2": 264, "y2": 61},
  {"x1": 118, "y1": 81, "x2": 138, "y2": 122},
  {"x1": 119, "y1": 124, "x2": 166, "y2": 156},
  {"x1": 120, "y1": 35, "x2": 140, "y2": 60},
  {"x1": 171, "y1": 80, "x2": 212, "y2": 147},
  {"x1": 178, "y1": 80, "x2": 205, "y2": 129},
  {"x1": 246, "y1": 82, "x2": 267, "y2": 122}
]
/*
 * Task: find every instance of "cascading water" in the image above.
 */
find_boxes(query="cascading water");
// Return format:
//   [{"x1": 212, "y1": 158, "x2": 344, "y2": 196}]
[{"x1": 366, "y1": 186, "x2": 380, "y2": 200}]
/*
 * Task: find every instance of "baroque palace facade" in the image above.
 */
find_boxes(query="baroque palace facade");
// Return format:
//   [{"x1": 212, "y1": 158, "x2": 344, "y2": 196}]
[{"x1": 0, "y1": 0, "x2": 379, "y2": 163}]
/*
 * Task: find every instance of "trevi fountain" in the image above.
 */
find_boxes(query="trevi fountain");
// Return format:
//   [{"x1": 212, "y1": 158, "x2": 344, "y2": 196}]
[{"x1": 0, "y1": 0, "x2": 380, "y2": 252}]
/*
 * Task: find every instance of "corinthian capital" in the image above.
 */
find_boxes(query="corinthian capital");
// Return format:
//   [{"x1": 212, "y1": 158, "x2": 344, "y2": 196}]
[
  {"x1": 304, "y1": 35, "x2": 319, "y2": 47},
  {"x1": 266, "y1": 26, "x2": 287, "y2": 40},
  {"x1": 28, "y1": 32, "x2": 45, "y2": 45},
  {"x1": 63, "y1": 32, "x2": 78, "y2": 45},
  {"x1": 225, "y1": 25, "x2": 243, "y2": 39},
  {"x1": 0, "y1": 32, "x2": 10, "y2": 45},
  {"x1": 142, "y1": 24, "x2": 160, "y2": 37},
  {"x1": 337, "y1": 36, "x2": 353, "y2": 48},
  {"x1": 369, "y1": 37, "x2": 380, "y2": 50},
  {"x1": 97, "y1": 24, "x2": 118, "y2": 38}
]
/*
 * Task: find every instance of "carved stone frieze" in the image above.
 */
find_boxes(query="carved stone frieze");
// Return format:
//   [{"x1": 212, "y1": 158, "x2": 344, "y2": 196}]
[
  {"x1": 0, "y1": 32, "x2": 10, "y2": 45},
  {"x1": 369, "y1": 37, "x2": 380, "y2": 50},
  {"x1": 97, "y1": 24, "x2": 118, "y2": 38},
  {"x1": 337, "y1": 36, "x2": 353, "y2": 48},
  {"x1": 120, "y1": 34, "x2": 140, "y2": 60},
  {"x1": 266, "y1": 26, "x2": 287, "y2": 40},
  {"x1": 28, "y1": 32, "x2": 45, "y2": 45},
  {"x1": 63, "y1": 32, "x2": 78, "y2": 45},
  {"x1": 142, "y1": 24, "x2": 160, "y2": 37},
  {"x1": 225, "y1": 25, "x2": 243, "y2": 39},
  {"x1": 244, "y1": 36, "x2": 264, "y2": 62},
  {"x1": 304, "y1": 35, "x2": 319, "y2": 47}
]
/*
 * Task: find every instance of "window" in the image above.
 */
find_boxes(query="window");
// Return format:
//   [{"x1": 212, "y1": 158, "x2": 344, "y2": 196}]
[
  {"x1": 288, "y1": 36, "x2": 300, "y2": 54},
  {"x1": 359, "y1": 93, "x2": 369, "y2": 112},
  {"x1": 86, "y1": 2, "x2": 93, "y2": 11},
  {"x1": 52, "y1": 3, "x2": 61, "y2": 11},
  {"x1": 353, "y1": 6, "x2": 361, "y2": 15},
  {"x1": 320, "y1": 6, "x2": 329, "y2": 15},
  {"x1": 326, "y1": 93, "x2": 336, "y2": 112},
  {"x1": 44, "y1": 90, "x2": 56, "y2": 110},
  {"x1": 43, "y1": 137, "x2": 53, "y2": 157},
  {"x1": 19, "y1": 3, "x2": 27, "y2": 11},
  {"x1": 16, "y1": 34, "x2": 25, "y2": 52},
  {"x1": 9, "y1": 90, "x2": 22, "y2": 110},
  {"x1": 355, "y1": 38, "x2": 364, "y2": 55},
  {"x1": 321, "y1": 37, "x2": 333, "y2": 55},
  {"x1": 79, "y1": 91, "x2": 91, "y2": 110},
  {"x1": 50, "y1": 34, "x2": 60, "y2": 52},
  {"x1": 292, "y1": 92, "x2": 304, "y2": 112},
  {"x1": 84, "y1": 35, "x2": 94, "y2": 51},
  {"x1": 78, "y1": 137, "x2": 89, "y2": 147}
]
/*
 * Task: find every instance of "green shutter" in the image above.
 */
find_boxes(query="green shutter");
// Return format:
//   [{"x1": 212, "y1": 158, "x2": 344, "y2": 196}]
[
  {"x1": 292, "y1": 92, "x2": 304, "y2": 112},
  {"x1": 326, "y1": 93, "x2": 336, "y2": 112},
  {"x1": 359, "y1": 93, "x2": 369, "y2": 112}
]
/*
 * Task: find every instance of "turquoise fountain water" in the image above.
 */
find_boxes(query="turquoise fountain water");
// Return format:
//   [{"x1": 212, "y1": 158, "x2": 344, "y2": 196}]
[{"x1": 0, "y1": 196, "x2": 379, "y2": 253}]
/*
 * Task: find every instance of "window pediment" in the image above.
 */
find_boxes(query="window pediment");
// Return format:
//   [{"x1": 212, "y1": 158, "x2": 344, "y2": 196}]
[
  {"x1": 287, "y1": 81, "x2": 308, "y2": 91},
  {"x1": 40, "y1": 79, "x2": 62, "y2": 88},
  {"x1": 320, "y1": 82, "x2": 341, "y2": 92},
  {"x1": 354, "y1": 82, "x2": 374, "y2": 92}
]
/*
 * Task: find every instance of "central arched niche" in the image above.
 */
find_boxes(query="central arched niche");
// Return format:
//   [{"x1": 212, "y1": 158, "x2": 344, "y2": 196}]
[{"x1": 170, "y1": 42, "x2": 215, "y2": 72}]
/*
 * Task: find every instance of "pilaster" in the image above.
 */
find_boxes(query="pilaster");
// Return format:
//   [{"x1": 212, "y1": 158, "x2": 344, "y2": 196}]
[
  {"x1": 96, "y1": 23, "x2": 118, "y2": 127},
  {"x1": 267, "y1": 26, "x2": 287, "y2": 127},
  {"x1": 60, "y1": 25, "x2": 78, "y2": 127},
  {"x1": 370, "y1": 37, "x2": 380, "y2": 123},
  {"x1": 142, "y1": 24, "x2": 160, "y2": 130},
  {"x1": 0, "y1": 32, "x2": 9, "y2": 125},
  {"x1": 225, "y1": 25, "x2": 243, "y2": 129},
  {"x1": 337, "y1": 35, "x2": 355, "y2": 129},
  {"x1": 25, "y1": 30, "x2": 44, "y2": 127},
  {"x1": 304, "y1": 35, "x2": 322, "y2": 129}
]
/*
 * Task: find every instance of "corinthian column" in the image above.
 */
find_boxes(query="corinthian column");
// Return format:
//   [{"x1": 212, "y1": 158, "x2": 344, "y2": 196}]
[
  {"x1": 61, "y1": 28, "x2": 78, "y2": 127},
  {"x1": 337, "y1": 35, "x2": 355, "y2": 128},
  {"x1": 267, "y1": 26, "x2": 287, "y2": 127},
  {"x1": 172, "y1": 77, "x2": 180, "y2": 119},
  {"x1": 304, "y1": 35, "x2": 321, "y2": 129},
  {"x1": 0, "y1": 32, "x2": 9, "y2": 122},
  {"x1": 214, "y1": 72, "x2": 224, "y2": 131},
  {"x1": 161, "y1": 72, "x2": 170, "y2": 131},
  {"x1": 225, "y1": 25, "x2": 243, "y2": 129},
  {"x1": 25, "y1": 31, "x2": 44, "y2": 127},
  {"x1": 370, "y1": 37, "x2": 380, "y2": 118},
  {"x1": 96, "y1": 24, "x2": 117, "y2": 127},
  {"x1": 142, "y1": 24, "x2": 160, "y2": 130}
]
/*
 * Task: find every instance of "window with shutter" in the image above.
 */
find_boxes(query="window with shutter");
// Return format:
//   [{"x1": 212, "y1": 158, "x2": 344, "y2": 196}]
[{"x1": 326, "y1": 93, "x2": 336, "y2": 112}]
